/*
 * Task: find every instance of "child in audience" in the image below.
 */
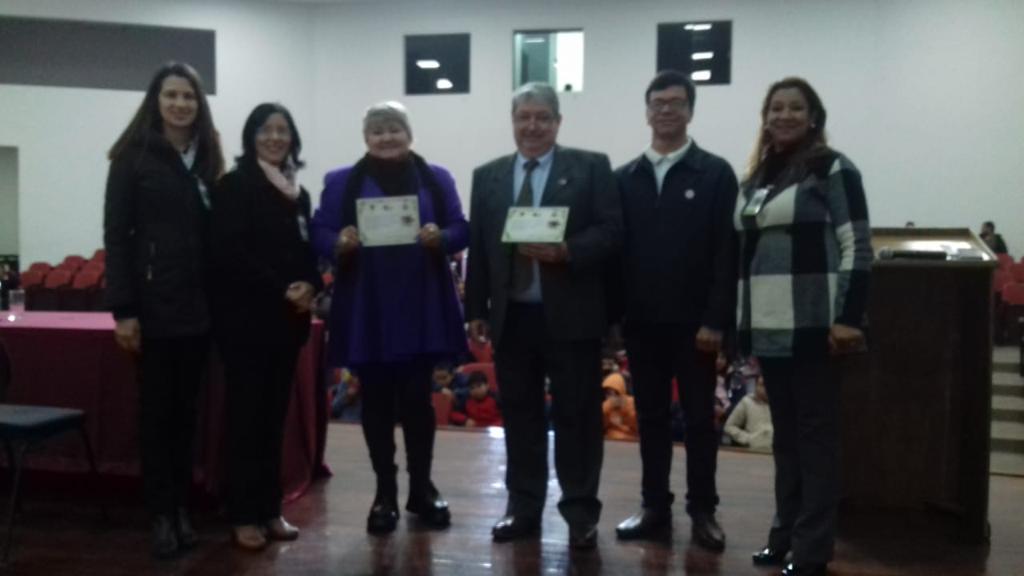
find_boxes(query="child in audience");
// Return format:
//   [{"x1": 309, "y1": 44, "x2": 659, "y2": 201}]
[
  {"x1": 432, "y1": 361, "x2": 469, "y2": 406},
  {"x1": 449, "y1": 372, "x2": 502, "y2": 427},
  {"x1": 602, "y1": 372, "x2": 638, "y2": 440},
  {"x1": 723, "y1": 376, "x2": 773, "y2": 450},
  {"x1": 331, "y1": 368, "x2": 362, "y2": 422}
]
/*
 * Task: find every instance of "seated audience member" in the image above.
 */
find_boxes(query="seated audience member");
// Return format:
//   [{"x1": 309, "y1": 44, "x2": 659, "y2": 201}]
[
  {"x1": 432, "y1": 361, "x2": 469, "y2": 405},
  {"x1": 602, "y1": 372, "x2": 638, "y2": 441},
  {"x1": 723, "y1": 376, "x2": 773, "y2": 450},
  {"x1": 450, "y1": 372, "x2": 502, "y2": 427},
  {"x1": 980, "y1": 221, "x2": 1009, "y2": 255},
  {"x1": 331, "y1": 368, "x2": 362, "y2": 422},
  {"x1": 714, "y1": 353, "x2": 732, "y2": 428}
]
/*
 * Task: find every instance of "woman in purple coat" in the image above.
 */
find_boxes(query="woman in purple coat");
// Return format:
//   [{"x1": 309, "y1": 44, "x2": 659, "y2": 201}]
[{"x1": 311, "y1": 102, "x2": 468, "y2": 534}]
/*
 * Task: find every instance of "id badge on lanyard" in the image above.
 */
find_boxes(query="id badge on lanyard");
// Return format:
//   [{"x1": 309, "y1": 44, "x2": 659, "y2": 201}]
[{"x1": 741, "y1": 186, "x2": 772, "y2": 218}]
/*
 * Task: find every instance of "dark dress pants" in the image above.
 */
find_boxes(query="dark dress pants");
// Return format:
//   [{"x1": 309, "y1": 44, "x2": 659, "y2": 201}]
[
  {"x1": 626, "y1": 323, "x2": 719, "y2": 515},
  {"x1": 494, "y1": 303, "x2": 604, "y2": 528},
  {"x1": 357, "y1": 359, "x2": 437, "y2": 500},
  {"x1": 139, "y1": 335, "x2": 208, "y2": 518},
  {"x1": 759, "y1": 357, "x2": 839, "y2": 565},
  {"x1": 222, "y1": 320, "x2": 301, "y2": 525}
]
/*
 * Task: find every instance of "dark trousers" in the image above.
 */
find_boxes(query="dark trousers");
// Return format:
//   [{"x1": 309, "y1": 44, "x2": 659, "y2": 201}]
[
  {"x1": 222, "y1": 335, "x2": 301, "y2": 525},
  {"x1": 626, "y1": 323, "x2": 719, "y2": 515},
  {"x1": 357, "y1": 360, "x2": 437, "y2": 502},
  {"x1": 494, "y1": 303, "x2": 604, "y2": 527},
  {"x1": 139, "y1": 335, "x2": 208, "y2": 518},
  {"x1": 759, "y1": 357, "x2": 839, "y2": 565}
]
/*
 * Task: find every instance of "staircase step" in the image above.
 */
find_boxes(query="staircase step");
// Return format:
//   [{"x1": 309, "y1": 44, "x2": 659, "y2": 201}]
[
  {"x1": 991, "y1": 421, "x2": 1024, "y2": 453},
  {"x1": 990, "y1": 451, "x2": 1024, "y2": 475},
  {"x1": 993, "y1": 346, "x2": 1019, "y2": 364}
]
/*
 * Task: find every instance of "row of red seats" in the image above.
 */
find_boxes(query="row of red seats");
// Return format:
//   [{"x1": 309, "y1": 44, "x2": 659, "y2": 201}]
[
  {"x1": 19, "y1": 250, "x2": 106, "y2": 311},
  {"x1": 994, "y1": 254, "x2": 1024, "y2": 345}
]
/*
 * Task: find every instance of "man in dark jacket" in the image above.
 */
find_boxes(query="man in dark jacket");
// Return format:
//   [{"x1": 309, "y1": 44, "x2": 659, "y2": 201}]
[{"x1": 611, "y1": 71, "x2": 739, "y2": 551}]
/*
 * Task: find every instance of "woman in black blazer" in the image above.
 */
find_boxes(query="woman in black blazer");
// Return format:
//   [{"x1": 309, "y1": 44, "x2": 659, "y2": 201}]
[
  {"x1": 104, "y1": 61, "x2": 224, "y2": 559},
  {"x1": 210, "y1": 103, "x2": 321, "y2": 551}
]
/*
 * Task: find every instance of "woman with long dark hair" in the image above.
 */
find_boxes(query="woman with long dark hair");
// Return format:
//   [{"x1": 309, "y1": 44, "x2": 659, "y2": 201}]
[
  {"x1": 210, "y1": 103, "x2": 321, "y2": 550},
  {"x1": 104, "y1": 61, "x2": 224, "y2": 558},
  {"x1": 311, "y1": 102, "x2": 468, "y2": 534},
  {"x1": 737, "y1": 77, "x2": 872, "y2": 576}
]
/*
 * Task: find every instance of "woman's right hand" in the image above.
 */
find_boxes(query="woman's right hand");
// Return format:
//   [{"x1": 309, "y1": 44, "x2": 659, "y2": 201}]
[
  {"x1": 334, "y1": 226, "x2": 361, "y2": 258},
  {"x1": 114, "y1": 318, "x2": 141, "y2": 353}
]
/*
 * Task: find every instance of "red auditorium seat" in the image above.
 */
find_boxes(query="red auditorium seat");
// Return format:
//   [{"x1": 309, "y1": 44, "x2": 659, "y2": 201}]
[
  {"x1": 33, "y1": 269, "x2": 74, "y2": 310},
  {"x1": 18, "y1": 270, "x2": 46, "y2": 289},
  {"x1": 1001, "y1": 283, "x2": 1024, "y2": 344},
  {"x1": 458, "y1": 362, "x2": 498, "y2": 394},
  {"x1": 1010, "y1": 263, "x2": 1024, "y2": 284},
  {"x1": 61, "y1": 255, "x2": 86, "y2": 268},
  {"x1": 90, "y1": 249, "x2": 106, "y2": 262},
  {"x1": 997, "y1": 253, "x2": 1014, "y2": 269},
  {"x1": 432, "y1": 392, "x2": 453, "y2": 427},
  {"x1": 25, "y1": 262, "x2": 51, "y2": 275},
  {"x1": 63, "y1": 269, "x2": 104, "y2": 311}
]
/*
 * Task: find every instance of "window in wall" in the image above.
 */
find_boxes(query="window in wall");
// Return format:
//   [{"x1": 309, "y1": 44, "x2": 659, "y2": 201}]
[
  {"x1": 657, "y1": 21, "x2": 732, "y2": 85},
  {"x1": 513, "y1": 29, "x2": 584, "y2": 92},
  {"x1": 405, "y1": 33, "x2": 470, "y2": 95}
]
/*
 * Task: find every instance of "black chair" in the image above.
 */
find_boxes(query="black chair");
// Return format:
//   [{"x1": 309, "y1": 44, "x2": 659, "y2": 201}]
[{"x1": 0, "y1": 339, "x2": 103, "y2": 563}]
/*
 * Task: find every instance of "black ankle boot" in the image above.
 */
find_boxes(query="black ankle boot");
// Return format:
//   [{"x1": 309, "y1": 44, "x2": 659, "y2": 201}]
[
  {"x1": 151, "y1": 515, "x2": 179, "y2": 559},
  {"x1": 367, "y1": 475, "x2": 399, "y2": 534},
  {"x1": 406, "y1": 482, "x2": 451, "y2": 529}
]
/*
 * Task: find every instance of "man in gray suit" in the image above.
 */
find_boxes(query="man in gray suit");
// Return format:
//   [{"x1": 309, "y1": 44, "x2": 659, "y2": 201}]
[{"x1": 465, "y1": 82, "x2": 622, "y2": 549}]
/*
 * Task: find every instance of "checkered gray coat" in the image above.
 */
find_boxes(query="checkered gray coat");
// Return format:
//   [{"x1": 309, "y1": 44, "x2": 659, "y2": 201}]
[{"x1": 734, "y1": 148, "x2": 872, "y2": 358}]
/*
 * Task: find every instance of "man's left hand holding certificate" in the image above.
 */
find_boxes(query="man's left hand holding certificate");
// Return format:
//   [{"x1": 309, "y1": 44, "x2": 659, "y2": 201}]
[{"x1": 356, "y1": 196, "x2": 421, "y2": 247}]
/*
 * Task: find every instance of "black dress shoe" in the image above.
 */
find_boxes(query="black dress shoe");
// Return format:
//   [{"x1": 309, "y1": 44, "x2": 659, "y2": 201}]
[
  {"x1": 491, "y1": 515, "x2": 540, "y2": 542},
  {"x1": 175, "y1": 507, "x2": 198, "y2": 549},
  {"x1": 690, "y1": 513, "x2": 726, "y2": 551},
  {"x1": 367, "y1": 498, "x2": 400, "y2": 534},
  {"x1": 568, "y1": 524, "x2": 598, "y2": 549},
  {"x1": 406, "y1": 486, "x2": 452, "y2": 529},
  {"x1": 615, "y1": 509, "x2": 671, "y2": 540},
  {"x1": 752, "y1": 545, "x2": 790, "y2": 566},
  {"x1": 781, "y1": 562, "x2": 827, "y2": 576},
  {"x1": 151, "y1": 515, "x2": 179, "y2": 559}
]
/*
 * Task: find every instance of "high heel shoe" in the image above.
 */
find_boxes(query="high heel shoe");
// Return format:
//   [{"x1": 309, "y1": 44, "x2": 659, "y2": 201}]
[
  {"x1": 233, "y1": 524, "x2": 268, "y2": 551},
  {"x1": 265, "y1": 516, "x2": 299, "y2": 541}
]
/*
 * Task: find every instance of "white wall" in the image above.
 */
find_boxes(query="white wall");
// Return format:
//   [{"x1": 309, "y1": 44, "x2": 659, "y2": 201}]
[
  {"x1": 1, "y1": 0, "x2": 1023, "y2": 265},
  {"x1": 0, "y1": 0, "x2": 317, "y2": 264},
  {"x1": 0, "y1": 147, "x2": 17, "y2": 255}
]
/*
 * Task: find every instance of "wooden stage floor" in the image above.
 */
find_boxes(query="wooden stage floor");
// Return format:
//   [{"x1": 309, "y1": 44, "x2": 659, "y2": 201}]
[{"x1": 5, "y1": 423, "x2": 1023, "y2": 575}]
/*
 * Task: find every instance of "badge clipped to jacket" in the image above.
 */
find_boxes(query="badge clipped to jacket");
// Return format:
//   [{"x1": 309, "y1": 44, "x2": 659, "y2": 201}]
[{"x1": 741, "y1": 186, "x2": 772, "y2": 218}]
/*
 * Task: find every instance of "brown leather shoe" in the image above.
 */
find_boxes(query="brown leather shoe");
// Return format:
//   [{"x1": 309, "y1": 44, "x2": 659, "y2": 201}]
[
  {"x1": 265, "y1": 516, "x2": 300, "y2": 541},
  {"x1": 233, "y1": 525, "x2": 268, "y2": 551}
]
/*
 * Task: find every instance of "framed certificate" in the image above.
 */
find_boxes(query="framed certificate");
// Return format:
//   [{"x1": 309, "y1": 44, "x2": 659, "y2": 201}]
[
  {"x1": 501, "y1": 206, "x2": 569, "y2": 243},
  {"x1": 356, "y1": 195, "x2": 421, "y2": 247}
]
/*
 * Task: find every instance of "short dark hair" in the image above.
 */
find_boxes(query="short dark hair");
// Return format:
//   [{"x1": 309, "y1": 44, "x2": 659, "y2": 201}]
[
  {"x1": 645, "y1": 70, "x2": 696, "y2": 111},
  {"x1": 467, "y1": 371, "x2": 488, "y2": 387},
  {"x1": 433, "y1": 361, "x2": 454, "y2": 373},
  {"x1": 238, "y1": 103, "x2": 304, "y2": 168},
  {"x1": 983, "y1": 221, "x2": 996, "y2": 230}
]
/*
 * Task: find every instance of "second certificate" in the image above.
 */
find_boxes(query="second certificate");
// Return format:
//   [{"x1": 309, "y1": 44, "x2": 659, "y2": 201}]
[
  {"x1": 356, "y1": 195, "x2": 421, "y2": 247},
  {"x1": 501, "y1": 206, "x2": 569, "y2": 243}
]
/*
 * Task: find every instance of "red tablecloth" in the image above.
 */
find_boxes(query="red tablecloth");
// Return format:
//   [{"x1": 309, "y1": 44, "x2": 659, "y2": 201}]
[{"x1": 0, "y1": 312, "x2": 328, "y2": 503}]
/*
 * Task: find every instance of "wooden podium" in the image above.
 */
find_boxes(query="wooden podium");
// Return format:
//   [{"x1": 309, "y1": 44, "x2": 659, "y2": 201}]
[{"x1": 838, "y1": 227, "x2": 996, "y2": 543}]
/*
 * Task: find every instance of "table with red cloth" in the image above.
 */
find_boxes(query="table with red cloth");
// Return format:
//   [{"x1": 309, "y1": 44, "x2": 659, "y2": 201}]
[{"x1": 0, "y1": 312, "x2": 329, "y2": 504}]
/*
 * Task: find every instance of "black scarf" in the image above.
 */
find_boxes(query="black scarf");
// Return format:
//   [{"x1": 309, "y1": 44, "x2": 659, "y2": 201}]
[{"x1": 340, "y1": 152, "x2": 449, "y2": 230}]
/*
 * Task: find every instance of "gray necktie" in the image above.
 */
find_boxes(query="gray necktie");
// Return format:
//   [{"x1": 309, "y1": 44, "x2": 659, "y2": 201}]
[{"x1": 511, "y1": 159, "x2": 539, "y2": 294}]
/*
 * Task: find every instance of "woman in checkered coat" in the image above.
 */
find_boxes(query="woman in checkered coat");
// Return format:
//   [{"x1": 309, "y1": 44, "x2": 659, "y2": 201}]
[{"x1": 736, "y1": 78, "x2": 872, "y2": 576}]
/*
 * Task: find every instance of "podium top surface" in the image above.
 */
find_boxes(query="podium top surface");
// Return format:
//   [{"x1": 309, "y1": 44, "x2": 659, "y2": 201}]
[{"x1": 871, "y1": 227, "x2": 997, "y2": 268}]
